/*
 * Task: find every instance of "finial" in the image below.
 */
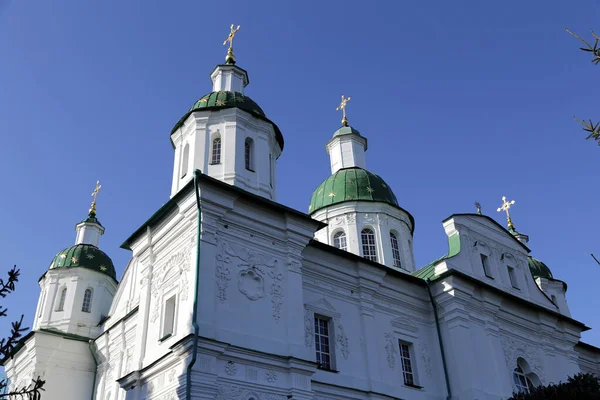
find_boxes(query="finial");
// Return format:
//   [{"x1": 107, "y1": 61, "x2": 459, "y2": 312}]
[
  {"x1": 89, "y1": 180, "x2": 102, "y2": 217},
  {"x1": 497, "y1": 196, "x2": 516, "y2": 231},
  {"x1": 336, "y1": 95, "x2": 351, "y2": 127},
  {"x1": 223, "y1": 24, "x2": 241, "y2": 64},
  {"x1": 475, "y1": 201, "x2": 482, "y2": 215}
]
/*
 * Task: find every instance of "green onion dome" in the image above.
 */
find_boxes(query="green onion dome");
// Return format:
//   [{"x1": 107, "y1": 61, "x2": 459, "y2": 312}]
[
  {"x1": 309, "y1": 167, "x2": 414, "y2": 232},
  {"x1": 171, "y1": 91, "x2": 284, "y2": 150},
  {"x1": 528, "y1": 256, "x2": 553, "y2": 280},
  {"x1": 48, "y1": 244, "x2": 116, "y2": 281}
]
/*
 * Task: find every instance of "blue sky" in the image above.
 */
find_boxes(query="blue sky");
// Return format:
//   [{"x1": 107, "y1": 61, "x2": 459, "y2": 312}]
[{"x1": 1, "y1": 0, "x2": 599, "y2": 349}]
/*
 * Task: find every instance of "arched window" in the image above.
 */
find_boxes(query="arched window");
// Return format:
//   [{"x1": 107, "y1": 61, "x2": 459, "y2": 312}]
[
  {"x1": 333, "y1": 231, "x2": 347, "y2": 251},
  {"x1": 390, "y1": 232, "x2": 402, "y2": 268},
  {"x1": 181, "y1": 143, "x2": 190, "y2": 178},
  {"x1": 211, "y1": 137, "x2": 221, "y2": 164},
  {"x1": 245, "y1": 138, "x2": 254, "y2": 171},
  {"x1": 513, "y1": 358, "x2": 540, "y2": 393},
  {"x1": 56, "y1": 288, "x2": 67, "y2": 311},
  {"x1": 82, "y1": 288, "x2": 93, "y2": 313},
  {"x1": 361, "y1": 228, "x2": 377, "y2": 262}
]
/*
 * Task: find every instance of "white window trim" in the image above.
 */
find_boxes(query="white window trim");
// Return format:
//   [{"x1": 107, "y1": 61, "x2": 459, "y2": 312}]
[
  {"x1": 361, "y1": 227, "x2": 378, "y2": 262},
  {"x1": 211, "y1": 135, "x2": 222, "y2": 165},
  {"x1": 159, "y1": 290, "x2": 179, "y2": 342},
  {"x1": 332, "y1": 230, "x2": 347, "y2": 251},
  {"x1": 305, "y1": 300, "x2": 340, "y2": 371},
  {"x1": 390, "y1": 231, "x2": 402, "y2": 268},
  {"x1": 82, "y1": 287, "x2": 93, "y2": 313}
]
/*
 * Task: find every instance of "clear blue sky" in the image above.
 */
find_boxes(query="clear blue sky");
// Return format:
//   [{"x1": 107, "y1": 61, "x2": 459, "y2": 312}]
[{"x1": 1, "y1": 0, "x2": 599, "y2": 348}]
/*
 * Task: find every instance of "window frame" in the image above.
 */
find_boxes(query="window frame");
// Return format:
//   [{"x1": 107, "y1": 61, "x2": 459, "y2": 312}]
[
  {"x1": 180, "y1": 143, "x2": 190, "y2": 178},
  {"x1": 314, "y1": 315, "x2": 334, "y2": 371},
  {"x1": 507, "y1": 265, "x2": 519, "y2": 289},
  {"x1": 82, "y1": 288, "x2": 93, "y2": 313},
  {"x1": 56, "y1": 287, "x2": 67, "y2": 311},
  {"x1": 390, "y1": 232, "x2": 402, "y2": 268},
  {"x1": 398, "y1": 340, "x2": 420, "y2": 388},
  {"x1": 333, "y1": 230, "x2": 347, "y2": 251},
  {"x1": 361, "y1": 228, "x2": 378, "y2": 262},
  {"x1": 160, "y1": 293, "x2": 178, "y2": 342},
  {"x1": 245, "y1": 138, "x2": 254, "y2": 171},
  {"x1": 211, "y1": 136, "x2": 222, "y2": 165},
  {"x1": 480, "y1": 253, "x2": 494, "y2": 279}
]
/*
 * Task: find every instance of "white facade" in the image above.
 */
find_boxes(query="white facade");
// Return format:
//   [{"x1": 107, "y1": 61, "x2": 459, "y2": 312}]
[{"x1": 5, "y1": 54, "x2": 600, "y2": 400}]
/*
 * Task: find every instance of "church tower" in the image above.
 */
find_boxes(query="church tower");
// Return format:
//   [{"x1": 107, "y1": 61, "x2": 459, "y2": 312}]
[
  {"x1": 309, "y1": 97, "x2": 416, "y2": 272},
  {"x1": 169, "y1": 25, "x2": 284, "y2": 200},
  {"x1": 33, "y1": 182, "x2": 118, "y2": 338}
]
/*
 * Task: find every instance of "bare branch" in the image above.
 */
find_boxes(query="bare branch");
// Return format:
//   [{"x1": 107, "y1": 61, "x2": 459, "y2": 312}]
[
  {"x1": 566, "y1": 28, "x2": 593, "y2": 49},
  {"x1": 592, "y1": 254, "x2": 600, "y2": 266},
  {"x1": 574, "y1": 117, "x2": 600, "y2": 144},
  {"x1": 0, "y1": 377, "x2": 45, "y2": 399}
]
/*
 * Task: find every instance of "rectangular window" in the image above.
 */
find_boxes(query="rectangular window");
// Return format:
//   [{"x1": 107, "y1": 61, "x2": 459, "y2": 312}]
[
  {"x1": 481, "y1": 254, "x2": 493, "y2": 278},
  {"x1": 507, "y1": 265, "x2": 519, "y2": 288},
  {"x1": 161, "y1": 295, "x2": 177, "y2": 341},
  {"x1": 399, "y1": 341, "x2": 415, "y2": 386},
  {"x1": 314, "y1": 316, "x2": 332, "y2": 370}
]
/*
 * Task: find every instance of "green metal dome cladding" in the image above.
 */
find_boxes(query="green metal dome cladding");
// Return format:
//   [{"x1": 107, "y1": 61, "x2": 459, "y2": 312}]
[
  {"x1": 48, "y1": 244, "x2": 116, "y2": 281},
  {"x1": 528, "y1": 256, "x2": 553, "y2": 280},
  {"x1": 309, "y1": 167, "x2": 400, "y2": 214},
  {"x1": 171, "y1": 91, "x2": 284, "y2": 150}
]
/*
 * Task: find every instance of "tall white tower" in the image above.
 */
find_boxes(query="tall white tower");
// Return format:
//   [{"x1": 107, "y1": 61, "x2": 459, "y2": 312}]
[
  {"x1": 169, "y1": 36, "x2": 284, "y2": 200},
  {"x1": 309, "y1": 103, "x2": 416, "y2": 272}
]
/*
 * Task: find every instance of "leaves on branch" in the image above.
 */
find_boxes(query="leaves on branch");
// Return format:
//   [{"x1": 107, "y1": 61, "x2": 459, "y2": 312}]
[
  {"x1": 574, "y1": 117, "x2": 600, "y2": 145},
  {"x1": 0, "y1": 266, "x2": 45, "y2": 399}
]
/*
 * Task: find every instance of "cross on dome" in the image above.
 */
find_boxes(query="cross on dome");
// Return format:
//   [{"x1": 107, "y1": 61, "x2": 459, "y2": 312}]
[
  {"x1": 497, "y1": 196, "x2": 516, "y2": 231},
  {"x1": 223, "y1": 24, "x2": 241, "y2": 64},
  {"x1": 336, "y1": 95, "x2": 351, "y2": 126}
]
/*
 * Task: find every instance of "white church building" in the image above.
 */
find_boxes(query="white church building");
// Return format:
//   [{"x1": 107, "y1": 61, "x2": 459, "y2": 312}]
[{"x1": 3, "y1": 38, "x2": 600, "y2": 400}]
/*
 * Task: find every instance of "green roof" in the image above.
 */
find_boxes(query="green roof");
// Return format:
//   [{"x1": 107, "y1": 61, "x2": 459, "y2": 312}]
[
  {"x1": 309, "y1": 167, "x2": 399, "y2": 212},
  {"x1": 330, "y1": 126, "x2": 368, "y2": 149},
  {"x1": 411, "y1": 232, "x2": 461, "y2": 280},
  {"x1": 48, "y1": 244, "x2": 116, "y2": 281},
  {"x1": 170, "y1": 91, "x2": 284, "y2": 150},
  {"x1": 528, "y1": 256, "x2": 553, "y2": 280}
]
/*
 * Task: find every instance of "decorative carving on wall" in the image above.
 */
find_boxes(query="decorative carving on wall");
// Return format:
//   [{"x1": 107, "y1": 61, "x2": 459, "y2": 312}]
[
  {"x1": 216, "y1": 384, "x2": 287, "y2": 400},
  {"x1": 390, "y1": 316, "x2": 419, "y2": 333},
  {"x1": 304, "y1": 309, "x2": 314, "y2": 347},
  {"x1": 346, "y1": 213, "x2": 356, "y2": 224},
  {"x1": 215, "y1": 240, "x2": 283, "y2": 320},
  {"x1": 167, "y1": 368, "x2": 176, "y2": 383},
  {"x1": 265, "y1": 369, "x2": 278, "y2": 383},
  {"x1": 238, "y1": 269, "x2": 265, "y2": 300},
  {"x1": 501, "y1": 336, "x2": 545, "y2": 384},
  {"x1": 225, "y1": 361, "x2": 237, "y2": 376},
  {"x1": 331, "y1": 216, "x2": 345, "y2": 226},
  {"x1": 336, "y1": 321, "x2": 350, "y2": 360},
  {"x1": 359, "y1": 337, "x2": 366, "y2": 352},
  {"x1": 384, "y1": 333, "x2": 397, "y2": 369},
  {"x1": 150, "y1": 247, "x2": 192, "y2": 322},
  {"x1": 363, "y1": 214, "x2": 376, "y2": 224},
  {"x1": 420, "y1": 343, "x2": 433, "y2": 378}
]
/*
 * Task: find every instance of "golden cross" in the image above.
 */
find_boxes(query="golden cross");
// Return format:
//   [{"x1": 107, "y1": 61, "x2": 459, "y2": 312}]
[
  {"x1": 89, "y1": 180, "x2": 102, "y2": 216},
  {"x1": 496, "y1": 196, "x2": 516, "y2": 230},
  {"x1": 336, "y1": 95, "x2": 351, "y2": 126},
  {"x1": 223, "y1": 24, "x2": 240, "y2": 49},
  {"x1": 92, "y1": 180, "x2": 102, "y2": 203}
]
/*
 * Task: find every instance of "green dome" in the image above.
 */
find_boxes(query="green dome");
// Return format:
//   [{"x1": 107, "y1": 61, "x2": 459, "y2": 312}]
[
  {"x1": 49, "y1": 244, "x2": 116, "y2": 281},
  {"x1": 528, "y1": 256, "x2": 553, "y2": 280},
  {"x1": 171, "y1": 91, "x2": 284, "y2": 150},
  {"x1": 309, "y1": 167, "x2": 401, "y2": 214}
]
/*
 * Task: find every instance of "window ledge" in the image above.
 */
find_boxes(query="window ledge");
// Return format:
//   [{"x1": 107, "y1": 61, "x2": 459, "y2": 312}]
[
  {"x1": 317, "y1": 365, "x2": 339, "y2": 373},
  {"x1": 158, "y1": 333, "x2": 172, "y2": 343},
  {"x1": 246, "y1": 168, "x2": 255, "y2": 173},
  {"x1": 404, "y1": 383, "x2": 424, "y2": 390},
  {"x1": 210, "y1": 162, "x2": 221, "y2": 165},
  {"x1": 485, "y1": 275, "x2": 495, "y2": 280}
]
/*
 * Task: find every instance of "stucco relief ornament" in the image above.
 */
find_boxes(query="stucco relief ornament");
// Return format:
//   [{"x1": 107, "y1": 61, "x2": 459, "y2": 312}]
[
  {"x1": 265, "y1": 369, "x2": 278, "y2": 383},
  {"x1": 304, "y1": 309, "x2": 314, "y2": 347},
  {"x1": 501, "y1": 336, "x2": 545, "y2": 384},
  {"x1": 238, "y1": 269, "x2": 265, "y2": 300},
  {"x1": 335, "y1": 320, "x2": 350, "y2": 360},
  {"x1": 420, "y1": 343, "x2": 433, "y2": 378},
  {"x1": 150, "y1": 247, "x2": 191, "y2": 321},
  {"x1": 384, "y1": 333, "x2": 397, "y2": 369},
  {"x1": 346, "y1": 213, "x2": 356, "y2": 224},
  {"x1": 225, "y1": 361, "x2": 237, "y2": 376}
]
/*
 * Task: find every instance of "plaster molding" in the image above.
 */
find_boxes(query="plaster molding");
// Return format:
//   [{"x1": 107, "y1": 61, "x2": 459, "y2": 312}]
[
  {"x1": 501, "y1": 336, "x2": 545, "y2": 384},
  {"x1": 384, "y1": 332, "x2": 397, "y2": 369},
  {"x1": 149, "y1": 246, "x2": 192, "y2": 322}
]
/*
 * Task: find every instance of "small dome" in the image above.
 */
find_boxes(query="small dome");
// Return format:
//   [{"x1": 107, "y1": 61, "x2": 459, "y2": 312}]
[
  {"x1": 309, "y1": 167, "x2": 399, "y2": 215},
  {"x1": 171, "y1": 91, "x2": 284, "y2": 150},
  {"x1": 49, "y1": 244, "x2": 116, "y2": 281},
  {"x1": 528, "y1": 256, "x2": 553, "y2": 280}
]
